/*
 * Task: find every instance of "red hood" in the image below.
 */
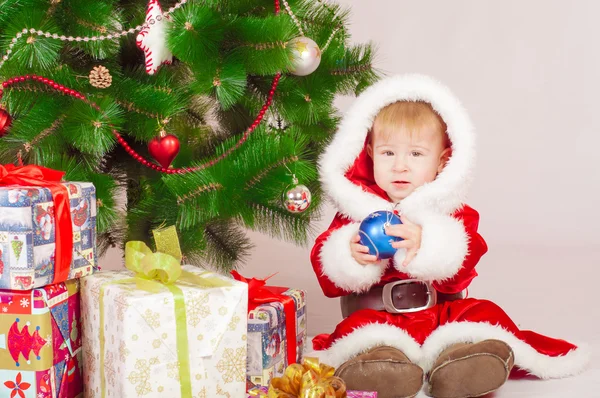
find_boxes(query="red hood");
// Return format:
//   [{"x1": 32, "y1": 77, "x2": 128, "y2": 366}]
[
  {"x1": 344, "y1": 136, "x2": 390, "y2": 202},
  {"x1": 319, "y1": 74, "x2": 476, "y2": 221}
]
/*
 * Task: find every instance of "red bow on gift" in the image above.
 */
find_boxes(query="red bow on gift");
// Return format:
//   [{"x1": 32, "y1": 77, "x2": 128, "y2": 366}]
[
  {"x1": 0, "y1": 164, "x2": 73, "y2": 284},
  {"x1": 231, "y1": 271, "x2": 299, "y2": 366}
]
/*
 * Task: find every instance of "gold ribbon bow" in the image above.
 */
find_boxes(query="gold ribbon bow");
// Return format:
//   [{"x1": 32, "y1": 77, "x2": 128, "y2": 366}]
[
  {"x1": 250, "y1": 357, "x2": 347, "y2": 398},
  {"x1": 100, "y1": 226, "x2": 229, "y2": 398}
]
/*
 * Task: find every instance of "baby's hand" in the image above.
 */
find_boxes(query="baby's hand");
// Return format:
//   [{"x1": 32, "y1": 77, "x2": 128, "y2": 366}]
[
  {"x1": 350, "y1": 234, "x2": 379, "y2": 265},
  {"x1": 385, "y1": 215, "x2": 422, "y2": 266}
]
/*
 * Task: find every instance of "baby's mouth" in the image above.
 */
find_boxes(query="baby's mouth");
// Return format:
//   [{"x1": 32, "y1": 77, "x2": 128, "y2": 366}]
[{"x1": 392, "y1": 180, "x2": 410, "y2": 186}]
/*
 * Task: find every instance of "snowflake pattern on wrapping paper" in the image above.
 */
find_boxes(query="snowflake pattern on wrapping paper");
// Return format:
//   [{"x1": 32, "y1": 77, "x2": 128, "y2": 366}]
[
  {"x1": 104, "y1": 352, "x2": 117, "y2": 385},
  {"x1": 167, "y1": 361, "x2": 180, "y2": 381},
  {"x1": 127, "y1": 359, "x2": 153, "y2": 396},
  {"x1": 114, "y1": 292, "x2": 129, "y2": 321},
  {"x1": 227, "y1": 315, "x2": 240, "y2": 331},
  {"x1": 89, "y1": 283, "x2": 101, "y2": 309},
  {"x1": 19, "y1": 298, "x2": 29, "y2": 308},
  {"x1": 216, "y1": 347, "x2": 246, "y2": 383},
  {"x1": 142, "y1": 309, "x2": 160, "y2": 328},
  {"x1": 187, "y1": 293, "x2": 210, "y2": 327},
  {"x1": 83, "y1": 337, "x2": 97, "y2": 375},
  {"x1": 216, "y1": 384, "x2": 232, "y2": 397},
  {"x1": 119, "y1": 341, "x2": 130, "y2": 362}
]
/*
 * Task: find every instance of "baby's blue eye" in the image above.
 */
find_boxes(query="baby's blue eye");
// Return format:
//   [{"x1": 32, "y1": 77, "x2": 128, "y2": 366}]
[
  {"x1": 411, "y1": 151, "x2": 423, "y2": 157},
  {"x1": 383, "y1": 151, "x2": 394, "y2": 156}
]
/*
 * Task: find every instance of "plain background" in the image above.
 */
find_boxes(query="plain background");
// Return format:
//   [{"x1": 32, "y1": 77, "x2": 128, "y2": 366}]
[{"x1": 102, "y1": 1, "x2": 600, "y2": 395}]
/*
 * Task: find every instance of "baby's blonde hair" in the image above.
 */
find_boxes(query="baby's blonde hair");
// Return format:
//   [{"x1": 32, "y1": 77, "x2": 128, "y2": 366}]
[{"x1": 371, "y1": 101, "x2": 450, "y2": 147}]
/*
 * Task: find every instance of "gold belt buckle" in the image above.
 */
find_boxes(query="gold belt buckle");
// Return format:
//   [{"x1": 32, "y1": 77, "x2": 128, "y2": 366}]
[{"x1": 382, "y1": 279, "x2": 438, "y2": 314}]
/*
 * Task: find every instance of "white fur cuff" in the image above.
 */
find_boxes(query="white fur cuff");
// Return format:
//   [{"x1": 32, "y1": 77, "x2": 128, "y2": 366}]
[
  {"x1": 319, "y1": 223, "x2": 388, "y2": 293},
  {"x1": 393, "y1": 212, "x2": 468, "y2": 281},
  {"x1": 310, "y1": 323, "x2": 422, "y2": 368}
]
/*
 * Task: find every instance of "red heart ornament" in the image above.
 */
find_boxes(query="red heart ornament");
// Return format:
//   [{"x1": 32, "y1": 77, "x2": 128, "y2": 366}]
[
  {"x1": 148, "y1": 134, "x2": 180, "y2": 169},
  {"x1": 0, "y1": 108, "x2": 12, "y2": 137}
]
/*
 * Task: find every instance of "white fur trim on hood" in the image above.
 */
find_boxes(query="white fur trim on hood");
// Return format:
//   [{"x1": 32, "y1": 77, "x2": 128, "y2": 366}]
[
  {"x1": 420, "y1": 322, "x2": 590, "y2": 379},
  {"x1": 319, "y1": 74, "x2": 475, "y2": 221},
  {"x1": 319, "y1": 222, "x2": 388, "y2": 293}
]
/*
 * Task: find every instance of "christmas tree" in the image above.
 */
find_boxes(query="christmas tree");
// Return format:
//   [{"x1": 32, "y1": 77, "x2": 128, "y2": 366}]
[{"x1": 0, "y1": 0, "x2": 377, "y2": 271}]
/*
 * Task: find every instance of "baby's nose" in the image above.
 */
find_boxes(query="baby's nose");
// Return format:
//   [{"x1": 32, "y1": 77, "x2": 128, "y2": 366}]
[{"x1": 392, "y1": 157, "x2": 409, "y2": 171}]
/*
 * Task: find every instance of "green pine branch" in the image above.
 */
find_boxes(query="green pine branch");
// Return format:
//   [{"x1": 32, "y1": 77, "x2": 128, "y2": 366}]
[{"x1": 0, "y1": 0, "x2": 379, "y2": 272}]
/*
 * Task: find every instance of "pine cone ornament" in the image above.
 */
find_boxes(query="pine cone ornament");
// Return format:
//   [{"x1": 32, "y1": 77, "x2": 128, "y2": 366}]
[{"x1": 89, "y1": 66, "x2": 112, "y2": 88}]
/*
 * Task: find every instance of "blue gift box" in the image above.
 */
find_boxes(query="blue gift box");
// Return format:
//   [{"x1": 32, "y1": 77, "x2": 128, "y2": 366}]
[
  {"x1": 246, "y1": 288, "x2": 307, "y2": 386},
  {"x1": 0, "y1": 182, "x2": 97, "y2": 290}
]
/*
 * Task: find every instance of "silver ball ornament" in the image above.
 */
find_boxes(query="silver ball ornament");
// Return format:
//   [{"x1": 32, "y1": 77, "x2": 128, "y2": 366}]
[
  {"x1": 283, "y1": 182, "x2": 312, "y2": 213},
  {"x1": 288, "y1": 36, "x2": 321, "y2": 76}
]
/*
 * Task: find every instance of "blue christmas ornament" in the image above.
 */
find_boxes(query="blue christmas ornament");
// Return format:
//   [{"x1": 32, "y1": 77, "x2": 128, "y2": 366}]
[{"x1": 359, "y1": 211, "x2": 403, "y2": 259}]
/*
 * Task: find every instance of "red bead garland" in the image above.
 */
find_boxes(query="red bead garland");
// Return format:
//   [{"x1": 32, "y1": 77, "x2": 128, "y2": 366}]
[{"x1": 0, "y1": 71, "x2": 281, "y2": 175}]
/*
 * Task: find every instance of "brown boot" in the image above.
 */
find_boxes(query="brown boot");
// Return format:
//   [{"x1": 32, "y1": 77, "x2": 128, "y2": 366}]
[
  {"x1": 427, "y1": 339, "x2": 514, "y2": 398},
  {"x1": 334, "y1": 346, "x2": 424, "y2": 398}
]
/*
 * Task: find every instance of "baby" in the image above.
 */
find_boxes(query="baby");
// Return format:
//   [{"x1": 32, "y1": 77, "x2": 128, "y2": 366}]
[{"x1": 310, "y1": 75, "x2": 588, "y2": 398}]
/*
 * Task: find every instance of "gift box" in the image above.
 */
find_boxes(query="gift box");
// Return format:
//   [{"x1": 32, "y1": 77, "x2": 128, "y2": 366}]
[
  {"x1": 0, "y1": 280, "x2": 83, "y2": 398},
  {"x1": 81, "y1": 263, "x2": 249, "y2": 397},
  {"x1": 347, "y1": 392, "x2": 378, "y2": 397},
  {"x1": 0, "y1": 166, "x2": 97, "y2": 290},
  {"x1": 247, "y1": 386, "x2": 376, "y2": 398},
  {"x1": 233, "y1": 272, "x2": 307, "y2": 387}
]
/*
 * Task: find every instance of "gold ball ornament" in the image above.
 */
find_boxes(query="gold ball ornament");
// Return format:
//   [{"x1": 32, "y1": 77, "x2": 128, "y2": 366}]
[{"x1": 288, "y1": 36, "x2": 322, "y2": 76}]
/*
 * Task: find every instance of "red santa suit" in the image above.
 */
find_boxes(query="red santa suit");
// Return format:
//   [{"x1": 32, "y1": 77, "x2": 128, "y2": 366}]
[{"x1": 310, "y1": 74, "x2": 588, "y2": 379}]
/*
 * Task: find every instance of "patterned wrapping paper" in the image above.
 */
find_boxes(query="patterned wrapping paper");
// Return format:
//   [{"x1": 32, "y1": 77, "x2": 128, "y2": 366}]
[
  {"x1": 0, "y1": 280, "x2": 83, "y2": 398},
  {"x1": 346, "y1": 391, "x2": 378, "y2": 397},
  {"x1": 80, "y1": 265, "x2": 249, "y2": 398},
  {"x1": 246, "y1": 288, "x2": 307, "y2": 386},
  {"x1": 0, "y1": 182, "x2": 97, "y2": 290}
]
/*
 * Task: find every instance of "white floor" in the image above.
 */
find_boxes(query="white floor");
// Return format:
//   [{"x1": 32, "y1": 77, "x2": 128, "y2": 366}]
[{"x1": 474, "y1": 362, "x2": 600, "y2": 398}]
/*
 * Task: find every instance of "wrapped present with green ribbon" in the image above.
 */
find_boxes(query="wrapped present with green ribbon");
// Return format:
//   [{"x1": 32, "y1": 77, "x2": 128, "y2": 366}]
[{"x1": 80, "y1": 226, "x2": 249, "y2": 398}]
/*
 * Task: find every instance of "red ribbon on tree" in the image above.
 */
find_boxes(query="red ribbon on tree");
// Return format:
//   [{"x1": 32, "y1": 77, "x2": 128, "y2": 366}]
[
  {"x1": 0, "y1": 164, "x2": 73, "y2": 284},
  {"x1": 231, "y1": 271, "x2": 299, "y2": 366}
]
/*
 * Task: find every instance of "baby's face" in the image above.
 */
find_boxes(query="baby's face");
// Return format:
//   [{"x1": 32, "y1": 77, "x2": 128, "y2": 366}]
[{"x1": 368, "y1": 125, "x2": 450, "y2": 203}]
